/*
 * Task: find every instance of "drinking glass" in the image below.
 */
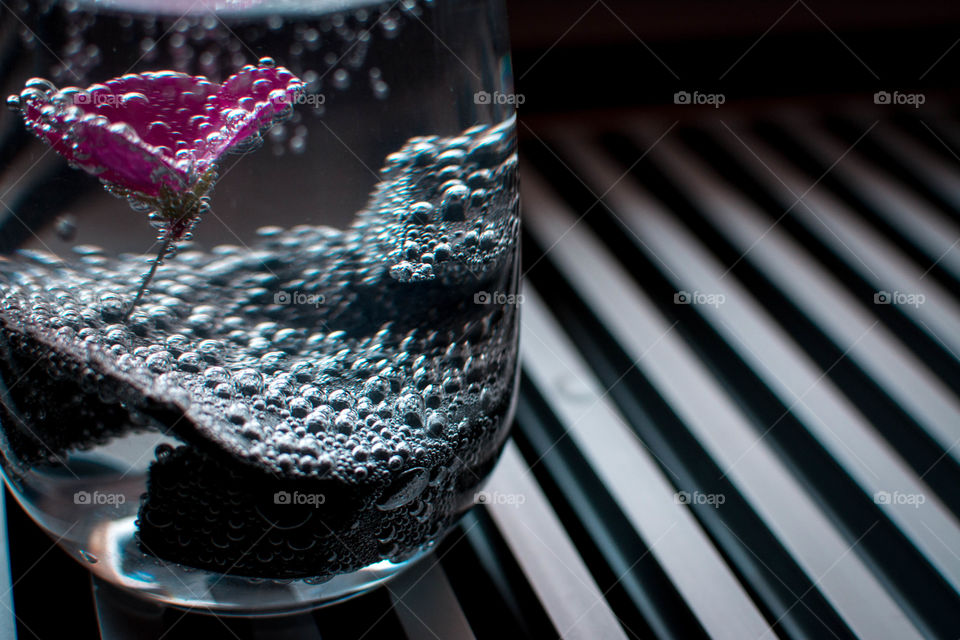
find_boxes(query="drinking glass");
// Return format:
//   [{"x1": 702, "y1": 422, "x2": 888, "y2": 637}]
[{"x1": 0, "y1": 0, "x2": 519, "y2": 612}]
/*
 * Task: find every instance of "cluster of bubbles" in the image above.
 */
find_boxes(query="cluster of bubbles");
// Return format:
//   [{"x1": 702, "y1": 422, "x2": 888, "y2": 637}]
[
  {"x1": 363, "y1": 117, "x2": 520, "y2": 284},
  {"x1": 0, "y1": 118, "x2": 519, "y2": 578}
]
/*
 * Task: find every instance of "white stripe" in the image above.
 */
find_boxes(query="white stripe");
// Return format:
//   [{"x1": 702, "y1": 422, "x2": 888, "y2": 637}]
[
  {"x1": 485, "y1": 441, "x2": 628, "y2": 640},
  {"x1": 391, "y1": 562, "x2": 477, "y2": 640}
]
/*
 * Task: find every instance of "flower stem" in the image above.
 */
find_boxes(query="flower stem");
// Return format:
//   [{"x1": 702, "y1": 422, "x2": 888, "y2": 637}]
[{"x1": 124, "y1": 230, "x2": 173, "y2": 320}]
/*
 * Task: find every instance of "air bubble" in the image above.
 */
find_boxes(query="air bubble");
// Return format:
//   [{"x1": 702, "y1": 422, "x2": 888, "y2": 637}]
[{"x1": 332, "y1": 69, "x2": 350, "y2": 90}]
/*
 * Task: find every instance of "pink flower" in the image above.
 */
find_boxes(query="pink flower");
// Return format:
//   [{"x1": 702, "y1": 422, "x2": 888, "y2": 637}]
[
  {"x1": 12, "y1": 58, "x2": 302, "y2": 222},
  {"x1": 8, "y1": 58, "x2": 304, "y2": 314}
]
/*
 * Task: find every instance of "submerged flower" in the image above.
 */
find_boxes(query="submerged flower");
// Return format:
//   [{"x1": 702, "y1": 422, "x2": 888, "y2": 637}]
[{"x1": 7, "y1": 57, "x2": 304, "y2": 315}]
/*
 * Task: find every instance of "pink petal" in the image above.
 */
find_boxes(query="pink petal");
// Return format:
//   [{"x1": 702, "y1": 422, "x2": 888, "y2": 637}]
[
  {"x1": 201, "y1": 64, "x2": 303, "y2": 165},
  {"x1": 15, "y1": 62, "x2": 303, "y2": 202},
  {"x1": 20, "y1": 89, "x2": 188, "y2": 198}
]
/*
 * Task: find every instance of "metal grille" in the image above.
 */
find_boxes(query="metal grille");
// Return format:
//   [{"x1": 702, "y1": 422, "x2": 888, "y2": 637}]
[{"x1": 7, "y1": 105, "x2": 960, "y2": 639}]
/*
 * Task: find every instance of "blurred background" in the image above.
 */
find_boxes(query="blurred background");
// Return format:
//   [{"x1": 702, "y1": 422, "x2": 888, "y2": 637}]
[
  {"x1": 509, "y1": 0, "x2": 960, "y2": 110},
  {"x1": 505, "y1": 2, "x2": 960, "y2": 640}
]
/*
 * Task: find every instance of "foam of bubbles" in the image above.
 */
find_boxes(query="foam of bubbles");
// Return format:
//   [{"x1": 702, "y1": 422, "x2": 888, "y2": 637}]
[{"x1": 0, "y1": 116, "x2": 519, "y2": 580}]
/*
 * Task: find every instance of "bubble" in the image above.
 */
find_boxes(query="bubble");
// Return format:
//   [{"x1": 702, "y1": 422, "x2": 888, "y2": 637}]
[
  {"x1": 441, "y1": 184, "x2": 469, "y2": 221},
  {"x1": 25, "y1": 77, "x2": 56, "y2": 93},
  {"x1": 331, "y1": 69, "x2": 350, "y2": 90},
  {"x1": 376, "y1": 467, "x2": 428, "y2": 510},
  {"x1": 197, "y1": 339, "x2": 224, "y2": 362},
  {"x1": 433, "y1": 243, "x2": 452, "y2": 262},
  {"x1": 288, "y1": 397, "x2": 311, "y2": 418},
  {"x1": 177, "y1": 351, "x2": 202, "y2": 372},
  {"x1": 425, "y1": 412, "x2": 444, "y2": 436},
  {"x1": 396, "y1": 393, "x2": 424, "y2": 427},
  {"x1": 479, "y1": 230, "x2": 497, "y2": 250},
  {"x1": 305, "y1": 407, "x2": 334, "y2": 433},
  {"x1": 372, "y1": 79, "x2": 389, "y2": 100},
  {"x1": 269, "y1": 124, "x2": 287, "y2": 142},
  {"x1": 146, "y1": 351, "x2": 173, "y2": 373},
  {"x1": 227, "y1": 403, "x2": 250, "y2": 425},
  {"x1": 120, "y1": 92, "x2": 149, "y2": 107},
  {"x1": 381, "y1": 16, "x2": 399, "y2": 37},
  {"x1": 98, "y1": 293, "x2": 126, "y2": 320},
  {"x1": 234, "y1": 368, "x2": 265, "y2": 395},
  {"x1": 335, "y1": 409, "x2": 357, "y2": 434},
  {"x1": 328, "y1": 389, "x2": 354, "y2": 410},
  {"x1": 362, "y1": 376, "x2": 389, "y2": 403},
  {"x1": 408, "y1": 201, "x2": 434, "y2": 225},
  {"x1": 289, "y1": 136, "x2": 307, "y2": 154},
  {"x1": 54, "y1": 215, "x2": 77, "y2": 242}
]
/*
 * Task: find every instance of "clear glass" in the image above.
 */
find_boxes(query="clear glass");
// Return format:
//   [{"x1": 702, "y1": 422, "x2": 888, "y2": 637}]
[{"x1": 0, "y1": 0, "x2": 519, "y2": 613}]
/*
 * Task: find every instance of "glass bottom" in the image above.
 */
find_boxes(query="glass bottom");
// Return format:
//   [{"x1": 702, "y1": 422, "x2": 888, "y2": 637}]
[
  {"x1": 5, "y1": 487, "x2": 441, "y2": 616},
  {"x1": 78, "y1": 516, "x2": 438, "y2": 614}
]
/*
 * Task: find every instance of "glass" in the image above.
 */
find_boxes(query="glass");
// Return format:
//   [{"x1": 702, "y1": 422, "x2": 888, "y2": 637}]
[{"x1": 0, "y1": 0, "x2": 519, "y2": 613}]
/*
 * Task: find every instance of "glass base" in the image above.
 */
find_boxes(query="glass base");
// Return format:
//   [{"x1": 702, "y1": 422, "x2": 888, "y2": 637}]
[{"x1": 68, "y1": 516, "x2": 435, "y2": 615}]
